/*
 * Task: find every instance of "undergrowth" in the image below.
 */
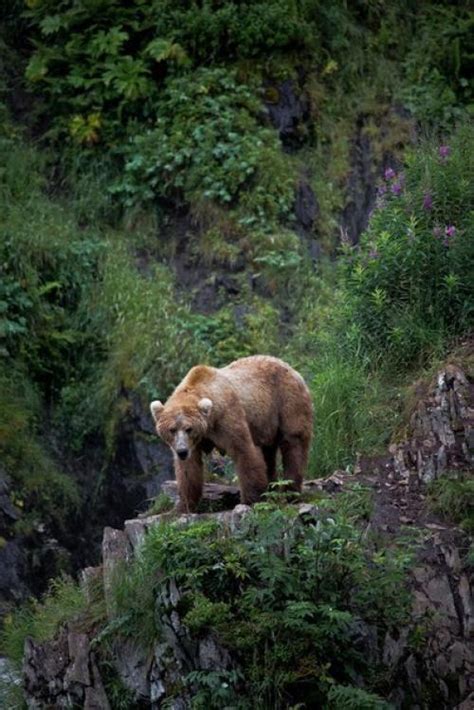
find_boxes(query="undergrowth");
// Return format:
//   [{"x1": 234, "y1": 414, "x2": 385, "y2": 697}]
[
  {"x1": 428, "y1": 472, "x2": 474, "y2": 533},
  {"x1": 1, "y1": 502, "x2": 412, "y2": 708},
  {"x1": 105, "y1": 505, "x2": 411, "y2": 708},
  {"x1": 0, "y1": 500, "x2": 412, "y2": 707},
  {"x1": 0, "y1": 3, "x2": 473, "y2": 706},
  {"x1": 287, "y1": 122, "x2": 474, "y2": 473},
  {"x1": 340, "y1": 123, "x2": 474, "y2": 369},
  {"x1": 0, "y1": 577, "x2": 92, "y2": 667},
  {"x1": 0, "y1": 373, "x2": 80, "y2": 536}
]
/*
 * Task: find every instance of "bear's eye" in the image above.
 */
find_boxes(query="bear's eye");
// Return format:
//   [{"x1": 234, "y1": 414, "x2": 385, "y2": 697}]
[
  {"x1": 170, "y1": 427, "x2": 177, "y2": 435},
  {"x1": 185, "y1": 427, "x2": 192, "y2": 434}
]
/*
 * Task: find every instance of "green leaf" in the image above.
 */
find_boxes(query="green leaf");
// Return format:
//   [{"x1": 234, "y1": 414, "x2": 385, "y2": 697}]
[
  {"x1": 39, "y1": 15, "x2": 62, "y2": 35},
  {"x1": 25, "y1": 53, "x2": 49, "y2": 82},
  {"x1": 145, "y1": 39, "x2": 190, "y2": 67}
]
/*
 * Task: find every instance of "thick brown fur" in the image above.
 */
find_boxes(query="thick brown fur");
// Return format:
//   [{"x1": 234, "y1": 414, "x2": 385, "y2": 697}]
[{"x1": 150, "y1": 355, "x2": 313, "y2": 513}]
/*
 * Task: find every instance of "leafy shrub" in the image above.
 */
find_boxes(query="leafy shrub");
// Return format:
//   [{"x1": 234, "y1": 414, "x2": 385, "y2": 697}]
[
  {"x1": 401, "y1": 6, "x2": 474, "y2": 127},
  {"x1": 114, "y1": 67, "x2": 295, "y2": 224},
  {"x1": 327, "y1": 683, "x2": 392, "y2": 709},
  {"x1": 252, "y1": 231, "x2": 303, "y2": 291},
  {"x1": 22, "y1": 0, "x2": 359, "y2": 143},
  {"x1": 191, "y1": 299, "x2": 279, "y2": 369},
  {"x1": 0, "y1": 137, "x2": 104, "y2": 385},
  {"x1": 111, "y1": 68, "x2": 295, "y2": 236},
  {"x1": 110, "y1": 506, "x2": 411, "y2": 707},
  {"x1": 342, "y1": 123, "x2": 474, "y2": 367}
]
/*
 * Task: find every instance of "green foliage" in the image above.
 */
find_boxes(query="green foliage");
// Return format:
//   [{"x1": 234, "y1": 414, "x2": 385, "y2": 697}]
[
  {"x1": 98, "y1": 658, "x2": 141, "y2": 710},
  {"x1": 327, "y1": 683, "x2": 392, "y2": 709},
  {"x1": 252, "y1": 231, "x2": 303, "y2": 292},
  {"x1": 0, "y1": 670, "x2": 24, "y2": 710},
  {"x1": 115, "y1": 68, "x2": 293, "y2": 217},
  {"x1": 0, "y1": 374, "x2": 80, "y2": 534},
  {"x1": 21, "y1": 0, "x2": 358, "y2": 144},
  {"x1": 284, "y1": 263, "x2": 401, "y2": 477},
  {"x1": 401, "y1": 6, "x2": 474, "y2": 127},
  {"x1": 428, "y1": 472, "x2": 474, "y2": 532},
  {"x1": 185, "y1": 669, "x2": 244, "y2": 709},
  {"x1": 0, "y1": 137, "x2": 104, "y2": 385},
  {"x1": 191, "y1": 299, "x2": 280, "y2": 368},
  {"x1": 145, "y1": 492, "x2": 174, "y2": 516},
  {"x1": 309, "y1": 357, "x2": 394, "y2": 476},
  {"x1": 0, "y1": 131, "x2": 284, "y2": 464},
  {"x1": 341, "y1": 123, "x2": 474, "y2": 368},
  {"x1": 110, "y1": 507, "x2": 411, "y2": 707},
  {"x1": 90, "y1": 239, "x2": 205, "y2": 413},
  {"x1": 0, "y1": 576, "x2": 89, "y2": 667},
  {"x1": 318, "y1": 483, "x2": 375, "y2": 524},
  {"x1": 183, "y1": 593, "x2": 231, "y2": 633}
]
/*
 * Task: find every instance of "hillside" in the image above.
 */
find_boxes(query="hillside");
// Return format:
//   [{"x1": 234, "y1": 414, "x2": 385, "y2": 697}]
[{"x1": 0, "y1": 1, "x2": 473, "y2": 707}]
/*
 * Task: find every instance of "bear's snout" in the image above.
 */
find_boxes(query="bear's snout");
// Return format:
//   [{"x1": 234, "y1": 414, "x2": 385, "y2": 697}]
[{"x1": 177, "y1": 448, "x2": 189, "y2": 460}]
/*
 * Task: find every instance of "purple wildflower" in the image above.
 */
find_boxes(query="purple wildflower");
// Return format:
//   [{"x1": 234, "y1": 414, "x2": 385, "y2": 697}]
[
  {"x1": 439, "y1": 145, "x2": 451, "y2": 160},
  {"x1": 391, "y1": 181, "x2": 403, "y2": 196},
  {"x1": 443, "y1": 225, "x2": 456, "y2": 247},
  {"x1": 384, "y1": 167, "x2": 396, "y2": 181},
  {"x1": 423, "y1": 192, "x2": 433, "y2": 211},
  {"x1": 377, "y1": 183, "x2": 387, "y2": 196}
]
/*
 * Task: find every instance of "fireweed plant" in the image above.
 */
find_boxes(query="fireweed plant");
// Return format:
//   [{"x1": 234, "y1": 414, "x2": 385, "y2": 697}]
[{"x1": 341, "y1": 123, "x2": 474, "y2": 368}]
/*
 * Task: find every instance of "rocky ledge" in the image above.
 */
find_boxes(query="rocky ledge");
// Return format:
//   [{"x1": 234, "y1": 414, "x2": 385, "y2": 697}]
[
  {"x1": 20, "y1": 361, "x2": 474, "y2": 709},
  {"x1": 22, "y1": 477, "x2": 473, "y2": 709}
]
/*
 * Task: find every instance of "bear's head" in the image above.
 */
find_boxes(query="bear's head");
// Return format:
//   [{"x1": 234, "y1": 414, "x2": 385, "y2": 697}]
[{"x1": 150, "y1": 397, "x2": 213, "y2": 461}]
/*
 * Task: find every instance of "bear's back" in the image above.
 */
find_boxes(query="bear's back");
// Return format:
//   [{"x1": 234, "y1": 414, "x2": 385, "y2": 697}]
[
  {"x1": 219, "y1": 355, "x2": 311, "y2": 439},
  {"x1": 221, "y1": 355, "x2": 307, "y2": 390}
]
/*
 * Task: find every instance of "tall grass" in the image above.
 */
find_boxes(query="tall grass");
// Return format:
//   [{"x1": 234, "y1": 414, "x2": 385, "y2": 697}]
[
  {"x1": 428, "y1": 473, "x2": 474, "y2": 532},
  {"x1": 308, "y1": 358, "x2": 396, "y2": 476},
  {"x1": 0, "y1": 577, "x2": 90, "y2": 667}
]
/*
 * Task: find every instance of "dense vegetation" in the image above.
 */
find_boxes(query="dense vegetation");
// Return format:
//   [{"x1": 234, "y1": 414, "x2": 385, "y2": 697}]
[
  {"x1": 114, "y1": 504, "x2": 410, "y2": 708},
  {"x1": 3, "y1": 495, "x2": 412, "y2": 709},
  {"x1": 1, "y1": 0, "x2": 473, "y2": 706}
]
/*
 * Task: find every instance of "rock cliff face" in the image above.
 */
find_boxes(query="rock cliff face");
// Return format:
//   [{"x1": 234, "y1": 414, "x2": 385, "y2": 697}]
[
  {"x1": 18, "y1": 362, "x2": 474, "y2": 708},
  {"x1": 23, "y1": 629, "x2": 110, "y2": 710},
  {"x1": 0, "y1": 470, "x2": 28, "y2": 614},
  {"x1": 391, "y1": 364, "x2": 474, "y2": 485},
  {"x1": 22, "y1": 493, "x2": 473, "y2": 708},
  {"x1": 0, "y1": 391, "x2": 176, "y2": 619}
]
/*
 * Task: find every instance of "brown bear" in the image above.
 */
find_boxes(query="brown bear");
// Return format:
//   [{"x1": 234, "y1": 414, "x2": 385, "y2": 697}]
[{"x1": 150, "y1": 355, "x2": 313, "y2": 513}]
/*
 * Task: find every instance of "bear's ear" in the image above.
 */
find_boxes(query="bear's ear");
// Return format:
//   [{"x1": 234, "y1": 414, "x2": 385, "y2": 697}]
[
  {"x1": 198, "y1": 397, "x2": 213, "y2": 416},
  {"x1": 150, "y1": 400, "x2": 164, "y2": 423}
]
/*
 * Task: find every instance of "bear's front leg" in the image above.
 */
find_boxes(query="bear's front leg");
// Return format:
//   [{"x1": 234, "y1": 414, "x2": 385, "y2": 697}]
[{"x1": 174, "y1": 449, "x2": 203, "y2": 514}]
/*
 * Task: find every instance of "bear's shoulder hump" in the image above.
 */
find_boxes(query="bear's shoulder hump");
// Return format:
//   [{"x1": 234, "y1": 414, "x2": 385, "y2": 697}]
[{"x1": 184, "y1": 365, "x2": 215, "y2": 388}]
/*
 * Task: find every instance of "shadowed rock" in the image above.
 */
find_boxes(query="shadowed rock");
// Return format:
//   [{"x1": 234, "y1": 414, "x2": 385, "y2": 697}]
[{"x1": 391, "y1": 364, "x2": 474, "y2": 484}]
